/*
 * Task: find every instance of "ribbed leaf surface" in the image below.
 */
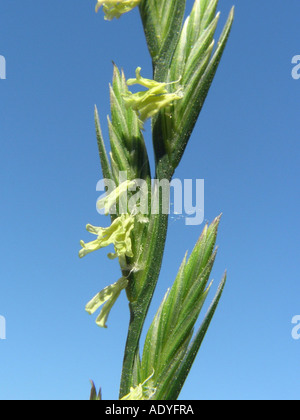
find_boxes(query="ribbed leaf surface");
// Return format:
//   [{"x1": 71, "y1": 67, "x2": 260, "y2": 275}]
[
  {"x1": 154, "y1": 0, "x2": 234, "y2": 169},
  {"x1": 171, "y1": 4, "x2": 234, "y2": 168},
  {"x1": 139, "y1": 216, "x2": 226, "y2": 399},
  {"x1": 139, "y1": 0, "x2": 186, "y2": 73}
]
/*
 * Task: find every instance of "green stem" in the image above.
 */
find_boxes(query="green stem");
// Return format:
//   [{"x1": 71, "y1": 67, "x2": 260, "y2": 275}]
[
  {"x1": 120, "y1": 1, "x2": 184, "y2": 397},
  {"x1": 119, "y1": 158, "x2": 173, "y2": 398}
]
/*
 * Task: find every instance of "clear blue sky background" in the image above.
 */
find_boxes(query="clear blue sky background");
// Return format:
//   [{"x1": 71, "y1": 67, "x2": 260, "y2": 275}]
[{"x1": 0, "y1": 0, "x2": 300, "y2": 400}]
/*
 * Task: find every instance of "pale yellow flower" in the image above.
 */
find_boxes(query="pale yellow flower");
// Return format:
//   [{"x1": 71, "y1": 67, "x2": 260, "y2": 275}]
[
  {"x1": 86, "y1": 277, "x2": 129, "y2": 328},
  {"x1": 95, "y1": 0, "x2": 141, "y2": 20},
  {"x1": 123, "y1": 67, "x2": 183, "y2": 123},
  {"x1": 79, "y1": 214, "x2": 134, "y2": 259},
  {"x1": 97, "y1": 180, "x2": 136, "y2": 215},
  {"x1": 121, "y1": 370, "x2": 156, "y2": 400}
]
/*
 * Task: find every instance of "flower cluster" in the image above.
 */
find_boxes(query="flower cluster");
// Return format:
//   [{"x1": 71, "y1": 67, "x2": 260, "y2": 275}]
[
  {"x1": 79, "y1": 213, "x2": 134, "y2": 260},
  {"x1": 97, "y1": 179, "x2": 136, "y2": 215},
  {"x1": 86, "y1": 277, "x2": 129, "y2": 328},
  {"x1": 123, "y1": 67, "x2": 183, "y2": 124},
  {"x1": 95, "y1": 0, "x2": 141, "y2": 20},
  {"x1": 121, "y1": 371, "x2": 156, "y2": 400},
  {"x1": 80, "y1": 180, "x2": 137, "y2": 327}
]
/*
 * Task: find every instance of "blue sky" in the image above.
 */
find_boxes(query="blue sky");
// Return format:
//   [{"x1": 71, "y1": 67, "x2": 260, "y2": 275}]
[{"x1": 0, "y1": 0, "x2": 300, "y2": 400}]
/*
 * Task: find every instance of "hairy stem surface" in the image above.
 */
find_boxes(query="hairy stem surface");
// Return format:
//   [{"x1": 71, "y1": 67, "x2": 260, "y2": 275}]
[{"x1": 119, "y1": 157, "x2": 173, "y2": 398}]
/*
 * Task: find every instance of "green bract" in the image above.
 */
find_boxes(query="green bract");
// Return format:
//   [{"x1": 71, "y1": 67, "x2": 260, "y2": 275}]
[
  {"x1": 95, "y1": 0, "x2": 141, "y2": 20},
  {"x1": 138, "y1": 216, "x2": 226, "y2": 399}
]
